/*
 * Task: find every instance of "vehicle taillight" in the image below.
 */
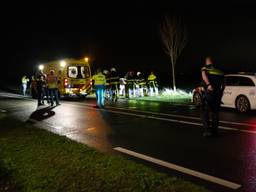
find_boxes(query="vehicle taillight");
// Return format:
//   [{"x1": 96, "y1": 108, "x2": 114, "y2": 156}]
[{"x1": 64, "y1": 79, "x2": 68, "y2": 87}]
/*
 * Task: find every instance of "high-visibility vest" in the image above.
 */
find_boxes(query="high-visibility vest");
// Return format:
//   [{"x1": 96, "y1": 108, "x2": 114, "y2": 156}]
[
  {"x1": 47, "y1": 74, "x2": 58, "y2": 89},
  {"x1": 148, "y1": 74, "x2": 156, "y2": 81},
  {"x1": 92, "y1": 73, "x2": 106, "y2": 85},
  {"x1": 22, "y1": 76, "x2": 29, "y2": 84},
  {"x1": 201, "y1": 65, "x2": 224, "y2": 90},
  {"x1": 201, "y1": 66, "x2": 224, "y2": 76}
]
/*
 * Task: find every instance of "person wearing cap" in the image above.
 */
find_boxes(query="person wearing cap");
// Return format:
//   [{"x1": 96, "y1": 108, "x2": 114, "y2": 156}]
[
  {"x1": 92, "y1": 68, "x2": 106, "y2": 107},
  {"x1": 201, "y1": 56, "x2": 225, "y2": 137},
  {"x1": 109, "y1": 67, "x2": 120, "y2": 102},
  {"x1": 47, "y1": 70, "x2": 60, "y2": 106}
]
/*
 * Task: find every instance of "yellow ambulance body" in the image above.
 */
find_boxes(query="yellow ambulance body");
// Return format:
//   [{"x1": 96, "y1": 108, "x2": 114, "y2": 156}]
[{"x1": 42, "y1": 58, "x2": 92, "y2": 97}]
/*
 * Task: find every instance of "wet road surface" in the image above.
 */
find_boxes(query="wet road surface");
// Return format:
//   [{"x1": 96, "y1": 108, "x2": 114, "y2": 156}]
[{"x1": 0, "y1": 91, "x2": 256, "y2": 192}]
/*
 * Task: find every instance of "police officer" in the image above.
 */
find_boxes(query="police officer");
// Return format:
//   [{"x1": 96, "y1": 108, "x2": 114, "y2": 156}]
[
  {"x1": 136, "y1": 72, "x2": 146, "y2": 97},
  {"x1": 109, "y1": 67, "x2": 120, "y2": 102},
  {"x1": 147, "y1": 71, "x2": 158, "y2": 96},
  {"x1": 92, "y1": 68, "x2": 106, "y2": 108},
  {"x1": 125, "y1": 71, "x2": 136, "y2": 98},
  {"x1": 201, "y1": 56, "x2": 225, "y2": 137},
  {"x1": 119, "y1": 77, "x2": 126, "y2": 96}
]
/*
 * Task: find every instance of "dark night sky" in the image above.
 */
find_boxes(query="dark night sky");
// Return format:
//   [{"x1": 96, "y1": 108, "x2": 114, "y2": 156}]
[{"x1": 2, "y1": 1, "x2": 256, "y2": 86}]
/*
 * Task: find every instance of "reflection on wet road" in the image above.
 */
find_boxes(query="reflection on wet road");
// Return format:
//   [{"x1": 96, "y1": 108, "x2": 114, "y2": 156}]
[{"x1": 1, "y1": 93, "x2": 256, "y2": 192}]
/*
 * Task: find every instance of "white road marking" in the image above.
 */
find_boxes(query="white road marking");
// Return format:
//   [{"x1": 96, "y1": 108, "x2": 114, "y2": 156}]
[
  {"x1": 114, "y1": 147, "x2": 242, "y2": 190},
  {"x1": 75, "y1": 102, "x2": 255, "y2": 127},
  {"x1": 1, "y1": 93, "x2": 255, "y2": 134},
  {"x1": 105, "y1": 105, "x2": 255, "y2": 127},
  {"x1": 65, "y1": 103, "x2": 256, "y2": 135}
]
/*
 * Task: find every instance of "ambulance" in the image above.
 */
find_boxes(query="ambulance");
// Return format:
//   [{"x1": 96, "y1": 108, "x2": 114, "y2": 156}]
[{"x1": 39, "y1": 58, "x2": 92, "y2": 97}]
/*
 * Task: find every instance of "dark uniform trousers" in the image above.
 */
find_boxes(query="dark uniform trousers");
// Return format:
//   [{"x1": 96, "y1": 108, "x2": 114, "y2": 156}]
[{"x1": 201, "y1": 89, "x2": 222, "y2": 134}]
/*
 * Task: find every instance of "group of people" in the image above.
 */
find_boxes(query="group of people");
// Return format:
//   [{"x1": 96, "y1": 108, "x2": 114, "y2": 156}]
[
  {"x1": 123, "y1": 70, "x2": 158, "y2": 98},
  {"x1": 22, "y1": 57, "x2": 224, "y2": 138},
  {"x1": 96, "y1": 57, "x2": 225, "y2": 138},
  {"x1": 103, "y1": 68, "x2": 159, "y2": 99},
  {"x1": 22, "y1": 70, "x2": 60, "y2": 107},
  {"x1": 91, "y1": 68, "x2": 159, "y2": 108}
]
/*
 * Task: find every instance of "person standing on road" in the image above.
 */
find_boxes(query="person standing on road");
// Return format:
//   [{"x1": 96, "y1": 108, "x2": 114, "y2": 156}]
[
  {"x1": 92, "y1": 68, "x2": 106, "y2": 108},
  {"x1": 35, "y1": 71, "x2": 44, "y2": 106},
  {"x1": 147, "y1": 71, "x2": 158, "y2": 96},
  {"x1": 136, "y1": 72, "x2": 146, "y2": 97},
  {"x1": 47, "y1": 70, "x2": 60, "y2": 106},
  {"x1": 125, "y1": 71, "x2": 136, "y2": 98},
  {"x1": 109, "y1": 67, "x2": 120, "y2": 102},
  {"x1": 201, "y1": 56, "x2": 225, "y2": 137},
  {"x1": 103, "y1": 69, "x2": 110, "y2": 100},
  {"x1": 21, "y1": 75, "x2": 30, "y2": 96},
  {"x1": 42, "y1": 74, "x2": 50, "y2": 104},
  {"x1": 30, "y1": 76, "x2": 37, "y2": 99}
]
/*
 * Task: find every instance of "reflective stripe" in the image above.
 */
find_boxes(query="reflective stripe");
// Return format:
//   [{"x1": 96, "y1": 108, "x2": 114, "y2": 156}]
[
  {"x1": 208, "y1": 69, "x2": 224, "y2": 75},
  {"x1": 201, "y1": 67, "x2": 224, "y2": 76},
  {"x1": 148, "y1": 74, "x2": 157, "y2": 81}
]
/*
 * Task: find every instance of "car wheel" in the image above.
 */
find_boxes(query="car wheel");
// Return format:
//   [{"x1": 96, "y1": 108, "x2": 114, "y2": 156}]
[
  {"x1": 193, "y1": 92, "x2": 202, "y2": 107},
  {"x1": 235, "y1": 95, "x2": 250, "y2": 112}
]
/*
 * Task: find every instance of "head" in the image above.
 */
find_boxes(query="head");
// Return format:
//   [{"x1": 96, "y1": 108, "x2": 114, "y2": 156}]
[
  {"x1": 50, "y1": 70, "x2": 55, "y2": 75},
  {"x1": 96, "y1": 68, "x2": 103, "y2": 74},
  {"x1": 129, "y1": 71, "x2": 134, "y2": 76},
  {"x1": 110, "y1": 67, "x2": 116, "y2": 73},
  {"x1": 103, "y1": 69, "x2": 108, "y2": 75},
  {"x1": 137, "y1": 72, "x2": 141, "y2": 76},
  {"x1": 205, "y1": 56, "x2": 213, "y2": 66}
]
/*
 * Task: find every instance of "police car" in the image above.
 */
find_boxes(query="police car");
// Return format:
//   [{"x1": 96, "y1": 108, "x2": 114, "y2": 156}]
[{"x1": 192, "y1": 73, "x2": 256, "y2": 112}]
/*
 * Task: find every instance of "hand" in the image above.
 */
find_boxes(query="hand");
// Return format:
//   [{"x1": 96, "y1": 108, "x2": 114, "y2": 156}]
[{"x1": 207, "y1": 84, "x2": 214, "y2": 91}]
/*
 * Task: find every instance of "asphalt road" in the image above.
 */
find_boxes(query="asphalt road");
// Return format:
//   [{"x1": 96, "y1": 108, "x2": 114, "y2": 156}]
[{"x1": 0, "y1": 91, "x2": 256, "y2": 192}]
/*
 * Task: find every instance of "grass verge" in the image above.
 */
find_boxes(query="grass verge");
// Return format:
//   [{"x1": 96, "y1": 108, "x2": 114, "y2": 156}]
[{"x1": 0, "y1": 116, "x2": 210, "y2": 192}]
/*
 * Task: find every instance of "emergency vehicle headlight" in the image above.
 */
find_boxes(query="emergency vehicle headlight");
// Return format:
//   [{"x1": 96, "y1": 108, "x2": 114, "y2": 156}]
[
  {"x1": 38, "y1": 65, "x2": 44, "y2": 70},
  {"x1": 60, "y1": 61, "x2": 66, "y2": 67}
]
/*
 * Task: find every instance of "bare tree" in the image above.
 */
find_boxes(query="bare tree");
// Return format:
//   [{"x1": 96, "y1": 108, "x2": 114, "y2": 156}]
[{"x1": 161, "y1": 15, "x2": 187, "y2": 92}]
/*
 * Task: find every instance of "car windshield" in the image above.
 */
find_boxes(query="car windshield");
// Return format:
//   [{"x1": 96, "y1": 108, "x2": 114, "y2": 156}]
[{"x1": 68, "y1": 66, "x2": 90, "y2": 79}]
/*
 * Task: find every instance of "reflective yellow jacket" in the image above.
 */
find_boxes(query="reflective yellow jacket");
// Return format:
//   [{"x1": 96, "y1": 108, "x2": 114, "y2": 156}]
[
  {"x1": 148, "y1": 74, "x2": 157, "y2": 81},
  {"x1": 92, "y1": 72, "x2": 106, "y2": 86}
]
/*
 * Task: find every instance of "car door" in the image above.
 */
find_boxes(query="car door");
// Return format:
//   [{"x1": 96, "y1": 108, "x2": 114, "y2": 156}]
[
  {"x1": 222, "y1": 76, "x2": 239, "y2": 106},
  {"x1": 237, "y1": 76, "x2": 256, "y2": 103}
]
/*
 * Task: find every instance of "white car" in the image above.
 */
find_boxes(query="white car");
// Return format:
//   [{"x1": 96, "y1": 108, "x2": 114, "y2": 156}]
[{"x1": 192, "y1": 73, "x2": 256, "y2": 112}]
